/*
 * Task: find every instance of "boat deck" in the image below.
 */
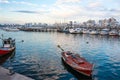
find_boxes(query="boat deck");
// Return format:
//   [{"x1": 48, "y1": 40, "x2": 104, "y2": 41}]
[
  {"x1": 0, "y1": 66, "x2": 34, "y2": 80},
  {"x1": 0, "y1": 47, "x2": 10, "y2": 50}
]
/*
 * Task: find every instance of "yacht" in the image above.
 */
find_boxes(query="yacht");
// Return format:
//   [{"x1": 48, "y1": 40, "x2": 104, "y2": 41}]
[
  {"x1": 82, "y1": 29, "x2": 90, "y2": 34},
  {"x1": 89, "y1": 30, "x2": 99, "y2": 35},
  {"x1": 69, "y1": 28, "x2": 82, "y2": 34},
  {"x1": 63, "y1": 27, "x2": 69, "y2": 33},
  {"x1": 100, "y1": 28, "x2": 109, "y2": 35},
  {"x1": 118, "y1": 30, "x2": 120, "y2": 36},
  {"x1": 109, "y1": 30, "x2": 118, "y2": 36}
]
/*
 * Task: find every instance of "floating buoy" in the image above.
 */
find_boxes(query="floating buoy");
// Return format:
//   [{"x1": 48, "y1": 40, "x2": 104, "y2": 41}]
[
  {"x1": 86, "y1": 42, "x2": 89, "y2": 44},
  {"x1": 21, "y1": 40, "x2": 24, "y2": 42}
]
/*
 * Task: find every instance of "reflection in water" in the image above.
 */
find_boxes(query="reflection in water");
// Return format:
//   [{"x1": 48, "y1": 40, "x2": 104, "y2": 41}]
[
  {"x1": 0, "y1": 50, "x2": 16, "y2": 65},
  {"x1": 0, "y1": 30, "x2": 120, "y2": 80}
]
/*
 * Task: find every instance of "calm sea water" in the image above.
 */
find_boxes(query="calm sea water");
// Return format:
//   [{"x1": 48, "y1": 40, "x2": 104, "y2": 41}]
[{"x1": 0, "y1": 30, "x2": 120, "y2": 80}]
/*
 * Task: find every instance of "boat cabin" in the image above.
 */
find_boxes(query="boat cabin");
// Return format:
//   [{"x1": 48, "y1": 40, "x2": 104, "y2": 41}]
[{"x1": 3, "y1": 38, "x2": 15, "y2": 48}]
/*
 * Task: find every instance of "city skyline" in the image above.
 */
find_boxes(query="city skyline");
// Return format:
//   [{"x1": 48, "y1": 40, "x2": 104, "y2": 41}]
[{"x1": 0, "y1": 0, "x2": 120, "y2": 24}]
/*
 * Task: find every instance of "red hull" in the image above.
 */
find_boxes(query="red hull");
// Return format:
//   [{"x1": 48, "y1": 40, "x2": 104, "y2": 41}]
[
  {"x1": 62, "y1": 52, "x2": 93, "y2": 77},
  {"x1": 0, "y1": 47, "x2": 15, "y2": 56}
]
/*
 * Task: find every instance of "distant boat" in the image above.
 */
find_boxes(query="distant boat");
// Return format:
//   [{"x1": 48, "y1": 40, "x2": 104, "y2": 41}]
[
  {"x1": 82, "y1": 29, "x2": 90, "y2": 34},
  {"x1": 89, "y1": 30, "x2": 98, "y2": 35},
  {"x1": 0, "y1": 38, "x2": 15, "y2": 56},
  {"x1": 118, "y1": 30, "x2": 120, "y2": 36},
  {"x1": 109, "y1": 30, "x2": 118, "y2": 36},
  {"x1": 61, "y1": 51, "x2": 93, "y2": 77},
  {"x1": 3, "y1": 27, "x2": 19, "y2": 32},
  {"x1": 100, "y1": 28, "x2": 109, "y2": 35},
  {"x1": 69, "y1": 28, "x2": 82, "y2": 34},
  {"x1": 63, "y1": 27, "x2": 69, "y2": 33}
]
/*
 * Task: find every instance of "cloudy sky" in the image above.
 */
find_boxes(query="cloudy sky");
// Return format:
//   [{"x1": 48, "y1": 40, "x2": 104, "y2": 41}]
[{"x1": 0, "y1": 0, "x2": 120, "y2": 24}]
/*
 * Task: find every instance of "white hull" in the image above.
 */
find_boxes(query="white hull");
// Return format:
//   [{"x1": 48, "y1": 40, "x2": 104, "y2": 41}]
[
  {"x1": 69, "y1": 28, "x2": 82, "y2": 34},
  {"x1": 89, "y1": 30, "x2": 98, "y2": 35},
  {"x1": 82, "y1": 29, "x2": 90, "y2": 34},
  {"x1": 119, "y1": 33, "x2": 120, "y2": 36},
  {"x1": 100, "y1": 31, "x2": 109, "y2": 35},
  {"x1": 100, "y1": 29, "x2": 109, "y2": 35},
  {"x1": 109, "y1": 30, "x2": 118, "y2": 36},
  {"x1": 6, "y1": 29, "x2": 19, "y2": 31}
]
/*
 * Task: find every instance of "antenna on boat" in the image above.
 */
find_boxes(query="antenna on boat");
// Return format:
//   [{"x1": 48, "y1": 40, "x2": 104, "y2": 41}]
[{"x1": 57, "y1": 45, "x2": 64, "y2": 51}]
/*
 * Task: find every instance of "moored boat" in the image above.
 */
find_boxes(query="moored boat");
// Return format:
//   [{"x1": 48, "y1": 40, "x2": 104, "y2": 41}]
[
  {"x1": 0, "y1": 38, "x2": 15, "y2": 56},
  {"x1": 118, "y1": 30, "x2": 120, "y2": 36},
  {"x1": 89, "y1": 30, "x2": 98, "y2": 35},
  {"x1": 109, "y1": 30, "x2": 118, "y2": 36},
  {"x1": 57, "y1": 45, "x2": 93, "y2": 77},
  {"x1": 3, "y1": 27, "x2": 19, "y2": 32},
  {"x1": 61, "y1": 51, "x2": 93, "y2": 77},
  {"x1": 69, "y1": 28, "x2": 82, "y2": 34},
  {"x1": 82, "y1": 29, "x2": 90, "y2": 34},
  {"x1": 100, "y1": 28, "x2": 109, "y2": 35},
  {"x1": 63, "y1": 27, "x2": 69, "y2": 33}
]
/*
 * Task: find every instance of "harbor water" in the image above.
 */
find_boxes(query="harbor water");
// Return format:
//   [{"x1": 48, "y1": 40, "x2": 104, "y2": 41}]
[{"x1": 0, "y1": 30, "x2": 120, "y2": 80}]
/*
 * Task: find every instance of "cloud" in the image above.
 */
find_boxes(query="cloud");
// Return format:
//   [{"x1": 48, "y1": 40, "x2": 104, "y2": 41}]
[
  {"x1": 109, "y1": 9, "x2": 120, "y2": 12},
  {"x1": 13, "y1": 10, "x2": 49, "y2": 14},
  {"x1": 89, "y1": 2, "x2": 101, "y2": 8},
  {"x1": 100, "y1": 8, "x2": 120, "y2": 12},
  {"x1": 0, "y1": 0, "x2": 38, "y2": 6},
  {"x1": 0, "y1": 0, "x2": 9, "y2": 3},
  {"x1": 13, "y1": 10, "x2": 39, "y2": 14},
  {"x1": 48, "y1": 0, "x2": 83, "y2": 19},
  {"x1": 56, "y1": 0, "x2": 80, "y2": 4},
  {"x1": 12, "y1": 1, "x2": 38, "y2": 6},
  {"x1": 50, "y1": 6, "x2": 80, "y2": 18}
]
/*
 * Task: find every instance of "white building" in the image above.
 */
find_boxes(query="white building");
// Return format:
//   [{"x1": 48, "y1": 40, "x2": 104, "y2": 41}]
[{"x1": 86, "y1": 20, "x2": 96, "y2": 27}]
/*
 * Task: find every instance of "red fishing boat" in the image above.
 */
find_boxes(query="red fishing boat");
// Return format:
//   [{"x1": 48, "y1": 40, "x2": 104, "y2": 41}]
[
  {"x1": 0, "y1": 38, "x2": 15, "y2": 56},
  {"x1": 61, "y1": 51, "x2": 93, "y2": 77},
  {"x1": 57, "y1": 45, "x2": 93, "y2": 77}
]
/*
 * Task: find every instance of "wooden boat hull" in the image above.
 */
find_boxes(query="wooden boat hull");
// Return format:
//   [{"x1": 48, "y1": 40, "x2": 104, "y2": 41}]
[
  {"x1": 0, "y1": 47, "x2": 15, "y2": 56},
  {"x1": 61, "y1": 58, "x2": 92, "y2": 79},
  {"x1": 61, "y1": 52, "x2": 93, "y2": 77}
]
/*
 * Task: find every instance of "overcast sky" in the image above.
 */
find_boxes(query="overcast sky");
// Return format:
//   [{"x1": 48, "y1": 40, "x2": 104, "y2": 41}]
[{"x1": 0, "y1": 0, "x2": 120, "y2": 24}]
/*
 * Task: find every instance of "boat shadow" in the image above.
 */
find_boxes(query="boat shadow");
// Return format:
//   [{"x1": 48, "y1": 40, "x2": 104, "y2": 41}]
[
  {"x1": 0, "y1": 50, "x2": 16, "y2": 65},
  {"x1": 61, "y1": 58, "x2": 93, "y2": 80}
]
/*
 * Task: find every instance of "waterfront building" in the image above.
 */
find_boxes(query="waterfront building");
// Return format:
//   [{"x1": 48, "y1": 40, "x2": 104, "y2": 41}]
[{"x1": 86, "y1": 20, "x2": 96, "y2": 27}]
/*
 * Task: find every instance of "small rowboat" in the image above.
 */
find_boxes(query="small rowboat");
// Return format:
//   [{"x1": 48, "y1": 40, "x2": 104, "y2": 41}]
[
  {"x1": 61, "y1": 51, "x2": 93, "y2": 77},
  {"x1": 0, "y1": 38, "x2": 15, "y2": 56}
]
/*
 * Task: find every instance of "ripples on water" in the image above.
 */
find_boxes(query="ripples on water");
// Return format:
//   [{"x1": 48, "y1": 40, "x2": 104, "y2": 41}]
[{"x1": 0, "y1": 30, "x2": 120, "y2": 80}]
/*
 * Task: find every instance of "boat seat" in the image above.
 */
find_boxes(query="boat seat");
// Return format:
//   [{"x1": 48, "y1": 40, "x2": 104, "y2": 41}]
[
  {"x1": 78, "y1": 60, "x2": 84, "y2": 64},
  {"x1": 4, "y1": 44, "x2": 10, "y2": 48}
]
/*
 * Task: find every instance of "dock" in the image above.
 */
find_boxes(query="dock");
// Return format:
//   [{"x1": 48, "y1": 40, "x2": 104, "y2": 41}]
[
  {"x1": 0, "y1": 66, "x2": 34, "y2": 80},
  {"x1": 19, "y1": 27, "x2": 57, "y2": 32}
]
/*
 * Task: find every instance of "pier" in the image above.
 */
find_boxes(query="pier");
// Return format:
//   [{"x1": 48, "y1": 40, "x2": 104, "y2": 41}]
[
  {"x1": 19, "y1": 27, "x2": 57, "y2": 32},
  {"x1": 0, "y1": 66, "x2": 34, "y2": 80}
]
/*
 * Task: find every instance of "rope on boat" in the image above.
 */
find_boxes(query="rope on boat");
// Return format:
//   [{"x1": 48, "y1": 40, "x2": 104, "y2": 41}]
[{"x1": 57, "y1": 45, "x2": 64, "y2": 51}]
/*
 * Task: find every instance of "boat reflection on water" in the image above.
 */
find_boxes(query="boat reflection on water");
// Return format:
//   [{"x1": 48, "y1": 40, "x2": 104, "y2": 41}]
[
  {"x1": 61, "y1": 58, "x2": 92, "y2": 80},
  {"x1": 0, "y1": 50, "x2": 16, "y2": 65}
]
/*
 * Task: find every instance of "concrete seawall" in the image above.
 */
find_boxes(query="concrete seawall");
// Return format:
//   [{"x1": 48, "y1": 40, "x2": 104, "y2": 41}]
[{"x1": 0, "y1": 66, "x2": 34, "y2": 80}]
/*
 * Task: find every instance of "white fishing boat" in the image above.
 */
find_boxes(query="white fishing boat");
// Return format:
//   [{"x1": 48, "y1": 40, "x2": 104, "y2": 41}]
[
  {"x1": 89, "y1": 30, "x2": 98, "y2": 35},
  {"x1": 3, "y1": 27, "x2": 19, "y2": 32},
  {"x1": 119, "y1": 30, "x2": 120, "y2": 36},
  {"x1": 82, "y1": 29, "x2": 90, "y2": 34},
  {"x1": 109, "y1": 30, "x2": 118, "y2": 36},
  {"x1": 69, "y1": 28, "x2": 82, "y2": 34},
  {"x1": 63, "y1": 27, "x2": 69, "y2": 33},
  {"x1": 100, "y1": 28, "x2": 109, "y2": 35}
]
